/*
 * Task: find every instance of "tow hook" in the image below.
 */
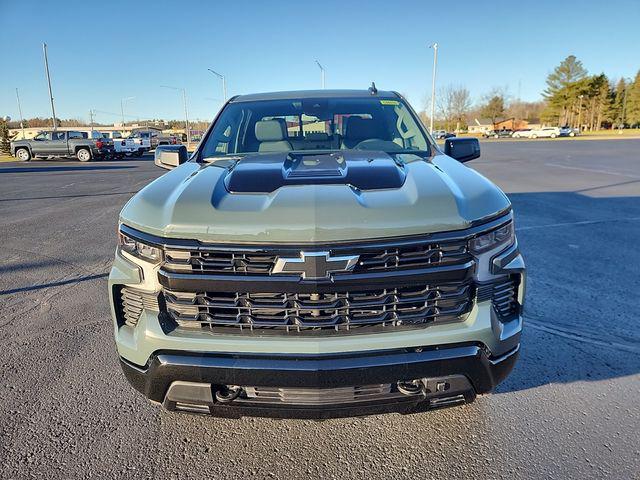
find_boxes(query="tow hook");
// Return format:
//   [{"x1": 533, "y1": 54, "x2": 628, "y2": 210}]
[
  {"x1": 215, "y1": 385, "x2": 243, "y2": 403},
  {"x1": 397, "y1": 379, "x2": 428, "y2": 396},
  {"x1": 397, "y1": 378, "x2": 451, "y2": 396}
]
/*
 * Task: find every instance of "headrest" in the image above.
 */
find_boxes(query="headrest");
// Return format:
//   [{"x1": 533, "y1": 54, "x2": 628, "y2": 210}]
[
  {"x1": 255, "y1": 119, "x2": 286, "y2": 142},
  {"x1": 305, "y1": 132, "x2": 330, "y2": 142},
  {"x1": 344, "y1": 116, "x2": 380, "y2": 140}
]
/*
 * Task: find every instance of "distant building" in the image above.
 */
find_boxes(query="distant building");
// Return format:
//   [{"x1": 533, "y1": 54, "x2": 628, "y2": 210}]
[
  {"x1": 468, "y1": 118, "x2": 494, "y2": 135},
  {"x1": 468, "y1": 117, "x2": 534, "y2": 135}
]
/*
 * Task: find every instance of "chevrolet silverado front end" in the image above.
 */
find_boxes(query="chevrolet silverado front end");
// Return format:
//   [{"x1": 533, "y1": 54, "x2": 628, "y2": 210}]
[{"x1": 109, "y1": 89, "x2": 525, "y2": 418}]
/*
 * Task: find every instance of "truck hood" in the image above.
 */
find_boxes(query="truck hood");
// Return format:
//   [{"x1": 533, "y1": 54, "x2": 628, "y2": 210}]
[{"x1": 120, "y1": 151, "x2": 510, "y2": 243}]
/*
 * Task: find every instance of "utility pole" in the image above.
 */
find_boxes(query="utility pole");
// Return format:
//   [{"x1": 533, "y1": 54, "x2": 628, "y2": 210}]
[
  {"x1": 429, "y1": 43, "x2": 438, "y2": 133},
  {"x1": 207, "y1": 68, "x2": 227, "y2": 102},
  {"x1": 315, "y1": 60, "x2": 325, "y2": 89},
  {"x1": 42, "y1": 43, "x2": 57, "y2": 131},
  {"x1": 15, "y1": 88, "x2": 25, "y2": 140},
  {"x1": 182, "y1": 88, "x2": 190, "y2": 148},
  {"x1": 89, "y1": 109, "x2": 95, "y2": 130},
  {"x1": 120, "y1": 96, "x2": 135, "y2": 127},
  {"x1": 161, "y1": 85, "x2": 190, "y2": 149}
]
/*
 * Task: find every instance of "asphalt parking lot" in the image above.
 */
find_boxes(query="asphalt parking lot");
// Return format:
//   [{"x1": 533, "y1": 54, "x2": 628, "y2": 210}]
[{"x1": 0, "y1": 139, "x2": 639, "y2": 479}]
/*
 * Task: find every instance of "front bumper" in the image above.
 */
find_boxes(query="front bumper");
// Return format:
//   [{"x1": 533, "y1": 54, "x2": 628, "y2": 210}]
[{"x1": 120, "y1": 343, "x2": 519, "y2": 418}]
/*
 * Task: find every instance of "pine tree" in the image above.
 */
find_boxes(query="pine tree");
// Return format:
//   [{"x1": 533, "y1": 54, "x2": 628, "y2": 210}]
[
  {"x1": 625, "y1": 70, "x2": 640, "y2": 127},
  {"x1": 0, "y1": 120, "x2": 10, "y2": 155},
  {"x1": 609, "y1": 78, "x2": 628, "y2": 128},
  {"x1": 542, "y1": 56, "x2": 588, "y2": 125}
]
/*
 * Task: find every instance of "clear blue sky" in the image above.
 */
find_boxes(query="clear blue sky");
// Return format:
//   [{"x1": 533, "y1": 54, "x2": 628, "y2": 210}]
[{"x1": 1, "y1": 0, "x2": 638, "y2": 124}]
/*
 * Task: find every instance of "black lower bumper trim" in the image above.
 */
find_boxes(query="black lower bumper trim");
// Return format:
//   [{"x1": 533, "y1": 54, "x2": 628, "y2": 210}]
[{"x1": 120, "y1": 343, "x2": 519, "y2": 417}]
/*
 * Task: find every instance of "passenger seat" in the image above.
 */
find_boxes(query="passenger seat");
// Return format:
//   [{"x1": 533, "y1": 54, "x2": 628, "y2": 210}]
[{"x1": 255, "y1": 119, "x2": 293, "y2": 152}]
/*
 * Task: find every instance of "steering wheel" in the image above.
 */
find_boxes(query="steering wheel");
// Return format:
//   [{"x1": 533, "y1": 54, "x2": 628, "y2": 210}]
[{"x1": 353, "y1": 139, "x2": 403, "y2": 151}]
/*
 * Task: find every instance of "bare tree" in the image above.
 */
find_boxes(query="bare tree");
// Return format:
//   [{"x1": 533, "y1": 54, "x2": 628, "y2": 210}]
[{"x1": 437, "y1": 85, "x2": 472, "y2": 131}]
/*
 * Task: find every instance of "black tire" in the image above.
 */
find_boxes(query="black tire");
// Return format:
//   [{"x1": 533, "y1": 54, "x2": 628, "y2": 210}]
[
  {"x1": 76, "y1": 148, "x2": 92, "y2": 162},
  {"x1": 134, "y1": 149, "x2": 144, "y2": 157},
  {"x1": 550, "y1": 133, "x2": 557, "y2": 138},
  {"x1": 15, "y1": 148, "x2": 31, "y2": 162}
]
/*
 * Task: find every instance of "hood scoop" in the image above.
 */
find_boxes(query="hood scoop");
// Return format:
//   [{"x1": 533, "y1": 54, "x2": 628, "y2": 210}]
[{"x1": 225, "y1": 151, "x2": 407, "y2": 193}]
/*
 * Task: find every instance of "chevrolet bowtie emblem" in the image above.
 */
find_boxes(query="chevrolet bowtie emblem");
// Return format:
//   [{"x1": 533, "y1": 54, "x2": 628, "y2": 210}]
[{"x1": 272, "y1": 251, "x2": 359, "y2": 279}]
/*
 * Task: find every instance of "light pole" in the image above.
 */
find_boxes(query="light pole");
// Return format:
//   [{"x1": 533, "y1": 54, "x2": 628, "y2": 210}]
[
  {"x1": 207, "y1": 68, "x2": 227, "y2": 102},
  {"x1": 429, "y1": 43, "x2": 438, "y2": 134},
  {"x1": 15, "y1": 88, "x2": 25, "y2": 140},
  {"x1": 315, "y1": 60, "x2": 325, "y2": 89},
  {"x1": 42, "y1": 43, "x2": 57, "y2": 131},
  {"x1": 161, "y1": 85, "x2": 190, "y2": 149},
  {"x1": 120, "y1": 96, "x2": 135, "y2": 127}
]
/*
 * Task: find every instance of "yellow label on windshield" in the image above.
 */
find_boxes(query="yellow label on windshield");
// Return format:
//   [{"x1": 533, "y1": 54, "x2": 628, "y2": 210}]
[{"x1": 380, "y1": 100, "x2": 399, "y2": 105}]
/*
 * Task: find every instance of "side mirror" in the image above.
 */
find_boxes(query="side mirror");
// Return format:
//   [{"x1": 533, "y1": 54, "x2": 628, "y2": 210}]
[
  {"x1": 155, "y1": 145, "x2": 188, "y2": 170},
  {"x1": 444, "y1": 137, "x2": 480, "y2": 163}
]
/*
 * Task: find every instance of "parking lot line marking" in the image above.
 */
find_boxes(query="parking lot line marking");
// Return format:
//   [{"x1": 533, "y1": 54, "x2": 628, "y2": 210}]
[
  {"x1": 526, "y1": 319, "x2": 640, "y2": 355},
  {"x1": 517, "y1": 217, "x2": 640, "y2": 231},
  {"x1": 545, "y1": 162, "x2": 640, "y2": 179}
]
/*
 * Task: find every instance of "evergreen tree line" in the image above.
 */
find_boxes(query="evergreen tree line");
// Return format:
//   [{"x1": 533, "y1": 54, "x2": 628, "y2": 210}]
[{"x1": 542, "y1": 55, "x2": 640, "y2": 130}]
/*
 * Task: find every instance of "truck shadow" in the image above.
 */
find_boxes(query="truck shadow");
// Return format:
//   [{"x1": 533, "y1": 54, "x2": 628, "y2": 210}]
[{"x1": 494, "y1": 190, "x2": 640, "y2": 393}]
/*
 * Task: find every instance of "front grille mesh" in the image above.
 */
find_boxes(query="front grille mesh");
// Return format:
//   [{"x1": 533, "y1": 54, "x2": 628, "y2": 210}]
[
  {"x1": 163, "y1": 239, "x2": 470, "y2": 276},
  {"x1": 164, "y1": 282, "x2": 473, "y2": 333},
  {"x1": 242, "y1": 384, "x2": 394, "y2": 405}
]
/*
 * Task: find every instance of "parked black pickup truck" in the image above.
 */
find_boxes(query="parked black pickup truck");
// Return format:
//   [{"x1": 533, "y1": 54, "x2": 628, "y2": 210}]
[{"x1": 10, "y1": 130, "x2": 114, "y2": 162}]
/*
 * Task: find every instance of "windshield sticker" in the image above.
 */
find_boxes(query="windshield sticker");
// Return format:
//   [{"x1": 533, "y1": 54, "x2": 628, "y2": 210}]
[{"x1": 380, "y1": 100, "x2": 399, "y2": 105}]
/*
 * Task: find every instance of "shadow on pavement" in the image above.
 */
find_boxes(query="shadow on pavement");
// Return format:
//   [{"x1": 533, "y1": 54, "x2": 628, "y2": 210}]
[
  {"x1": 0, "y1": 273, "x2": 108, "y2": 296},
  {"x1": 0, "y1": 191, "x2": 139, "y2": 202},
  {"x1": 0, "y1": 165, "x2": 136, "y2": 173},
  {"x1": 497, "y1": 190, "x2": 640, "y2": 393}
]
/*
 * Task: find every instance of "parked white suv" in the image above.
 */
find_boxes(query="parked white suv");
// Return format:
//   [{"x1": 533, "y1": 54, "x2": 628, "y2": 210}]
[{"x1": 530, "y1": 127, "x2": 560, "y2": 139}]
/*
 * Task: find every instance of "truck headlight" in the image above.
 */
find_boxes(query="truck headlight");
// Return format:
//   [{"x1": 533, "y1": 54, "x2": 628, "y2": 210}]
[
  {"x1": 469, "y1": 222, "x2": 515, "y2": 254},
  {"x1": 118, "y1": 230, "x2": 162, "y2": 263}
]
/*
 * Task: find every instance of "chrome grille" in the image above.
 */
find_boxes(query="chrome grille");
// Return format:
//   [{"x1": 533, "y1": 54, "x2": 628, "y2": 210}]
[
  {"x1": 163, "y1": 239, "x2": 470, "y2": 276},
  {"x1": 164, "y1": 282, "x2": 473, "y2": 333},
  {"x1": 118, "y1": 287, "x2": 159, "y2": 327}
]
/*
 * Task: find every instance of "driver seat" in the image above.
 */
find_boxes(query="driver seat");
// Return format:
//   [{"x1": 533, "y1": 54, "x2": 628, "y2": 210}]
[{"x1": 341, "y1": 116, "x2": 385, "y2": 149}]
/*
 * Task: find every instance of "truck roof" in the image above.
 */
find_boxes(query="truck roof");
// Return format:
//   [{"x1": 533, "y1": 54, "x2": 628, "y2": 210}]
[{"x1": 230, "y1": 89, "x2": 400, "y2": 103}]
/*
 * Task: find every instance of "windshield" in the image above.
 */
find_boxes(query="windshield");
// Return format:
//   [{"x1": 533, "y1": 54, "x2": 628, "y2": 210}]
[{"x1": 200, "y1": 97, "x2": 431, "y2": 159}]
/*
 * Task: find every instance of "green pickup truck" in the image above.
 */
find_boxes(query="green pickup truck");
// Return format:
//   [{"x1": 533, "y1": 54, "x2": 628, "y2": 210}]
[{"x1": 109, "y1": 89, "x2": 525, "y2": 418}]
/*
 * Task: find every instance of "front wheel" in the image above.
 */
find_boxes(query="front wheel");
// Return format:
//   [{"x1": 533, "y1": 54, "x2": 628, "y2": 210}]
[
  {"x1": 134, "y1": 149, "x2": 144, "y2": 157},
  {"x1": 76, "y1": 148, "x2": 91, "y2": 162},
  {"x1": 493, "y1": 134, "x2": 499, "y2": 138},
  {"x1": 531, "y1": 134, "x2": 538, "y2": 139},
  {"x1": 15, "y1": 148, "x2": 31, "y2": 162},
  {"x1": 550, "y1": 133, "x2": 557, "y2": 138}
]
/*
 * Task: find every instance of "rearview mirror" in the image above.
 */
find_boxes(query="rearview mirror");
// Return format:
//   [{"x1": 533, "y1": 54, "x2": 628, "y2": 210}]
[
  {"x1": 154, "y1": 145, "x2": 188, "y2": 170},
  {"x1": 444, "y1": 137, "x2": 480, "y2": 163}
]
